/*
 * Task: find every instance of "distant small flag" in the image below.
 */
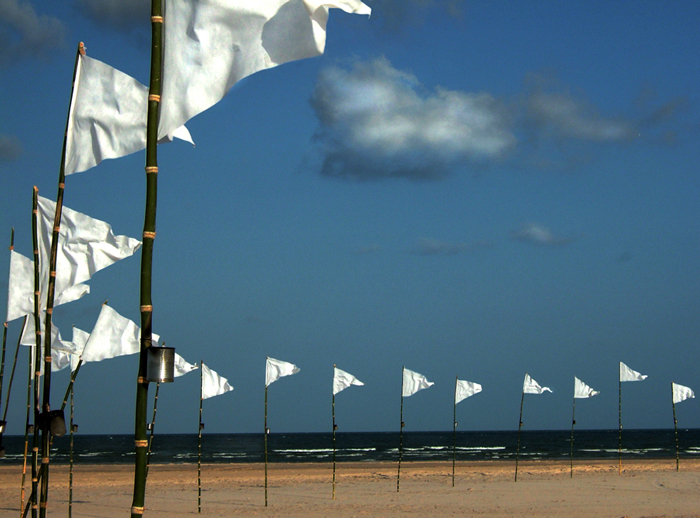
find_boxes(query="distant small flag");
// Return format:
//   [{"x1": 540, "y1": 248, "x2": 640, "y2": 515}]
[
  {"x1": 174, "y1": 354, "x2": 198, "y2": 377},
  {"x1": 333, "y1": 367, "x2": 364, "y2": 395},
  {"x1": 620, "y1": 362, "x2": 647, "y2": 382},
  {"x1": 201, "y1": 363, "x2": 233, "y2": 399},
  {"x1": 266, "y1": 357, "x2": 300, "y2": 387},
  {"x1": 455, "y1": 380, "x2": 482, "y2": 404},
  {"x1": 672, "y1": 383, "x2": 695, "y2": 405},
  {"x1": 523, "y1": 374, "x2": 552, "y2": 394},
  {"x1": 402, "y1": 368, "x2": 434, "y2": 397},
  {"x1": 574, "y1": 377, "x2": 599, "y2": 399}
]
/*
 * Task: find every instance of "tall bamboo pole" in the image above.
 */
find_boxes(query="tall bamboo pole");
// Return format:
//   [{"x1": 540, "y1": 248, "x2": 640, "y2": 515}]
[
  {"x1": 332, "y1": 365, "x2": 337, "y2": 500},
  {"x1": 68, "y1": 382, "x2": 74, "y2": 518},
  {"x1": 2, "y1": 316, "x2": 26, "y2": 441},
  {"x1": 0, "y1": 229, "x2": 12, "y2": 458},
  {"x1": 672, "y1": 384, "x2": 679, "y2": 472},
  {"x1": 514, "y1": 390, "x2": 525, "y2": 482},
  {"x1": 198, "y1": 362, "x2": 203, "y2": 513},
  {"x1": 618, "y1": 378, "x2": 622, "y2": 475},
  {"x1": 452, "y1": 376, "x2": 457, "y2": 487},
  {"x1": 20, "y1": 316, "x2": 32, "y2": 518},
  {"x1": 132, "y1": 1, "x2": 163, "y2": 515},
  {"x1": 146, "y1": 380, "x2": 161, "y2": 478},
  {"x1": 264, "y1": 384, "x2": 269, "y2": 507},
  {"x1": 396, "y1": 366, "x2": 404, "y2": 493},
  {"x1": 570, "y1": 397, "x2": 576, "y2": 478},
  {"x1": 30, "y1": 187, "x2": 42, "y2": 518}
]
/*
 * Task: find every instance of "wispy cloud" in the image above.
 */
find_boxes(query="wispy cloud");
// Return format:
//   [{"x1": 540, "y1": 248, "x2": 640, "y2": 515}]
[
  {"x1": 74, "y1": 0, "x2": 149, "y2": 33},
  {"x1": 0, "y1": 0, "x2": 66, "y2": 66},
  {"x1": 0, "y1": 134, "x2": 22, "y2": 160},
  {"x1": 412, "y1": 237, "x2": 494, "y2": 255},
  {"x1": 311, "y1": 58, "x2": 515, "y2": 181},
  {"x1": 512, "y1": 223, "x2": 570, "y2": 246},
  {"x1": 369, "y1": 0, "x2": 465, "y2": 30}
]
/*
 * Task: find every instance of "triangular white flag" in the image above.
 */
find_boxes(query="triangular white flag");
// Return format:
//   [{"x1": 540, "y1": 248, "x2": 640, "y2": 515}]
[
  {"x1": 402, "y1": 367, "x2": 434, "y2": 397},
  {"x1": 620, "y1": 362, "x2": 647, "y2": 382},
  {"x1": 65, "y1": 52, "x2": 193, "y2": 175},
  {"x1": 201, "y1": 363, "x2": 233, "y2": 399},
  {"x1": 6, "y1": 250, "x2": 34, "y2": 322},
  {"x1": 574, "y1": 377, "x2": 599, "y2": 398},
  {"x1": 266, "y1": 357, "x2": 300, "y2": 387},
  {"x1": 81, "y1": 305, "x2": 159, "y2": 363},
  {"x1": 174, "y1": 354, "x2": 198, "y2": 377},
  {"x1": 455, "y1": 379, "x2": 482, "y2": 404},
  {"x1": 672, "y1": 383, "x2": 695, "y2": 405},
  {"x1": 333, "y1": 366, "x2": 364, "y2": 395},
  {"x1": 159, "y1": 0, "x2": 371, "y2": 139},
  {"x1": 523, "y1": 373, "x2": 552, "y2": 394}
]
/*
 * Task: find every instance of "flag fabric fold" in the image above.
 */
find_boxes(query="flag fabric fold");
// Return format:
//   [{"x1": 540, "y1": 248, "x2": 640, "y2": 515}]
[
  {"x1": 402, "y1": 367, "x2": 434, "y2": 397},
  {"x1": 80, "y1": 305, "x2": 159, "y2": 363},
  {"x1": 158, "y1": 0, "x2": 371, "y2": 140},
  {"x1": 574, "y1": 377, "x2": 599, "y2": 398},
  {"x1": 266, "y1": 357, "x2": 300, "y2": 387},
  {"x1": 523, "y1": 373, "x2": 552, "y2": 394},
  {"x1": 672, "y1": 383, "x2": 695, "y2": 404},
  {"x1": 201, "y1": 363, "x2": 233, "y2": 399},
  {"x1": 65, "y1": 53, "x2": 193, "y2": 176},
  {"x1": 455, "y1": 379, "x2": 482, "y2": 404},
  {"x1": 333, "y1": 366, "x2": 364, "y2": 395},
  {"x1": 620, "y1": 362, "x2": 647, "y2": 382},
  {"x1": 174, "y1": 354, "x2": 198, "y2": 377},
  {"x1": 6, "y1": 250, "x2": 34, "y2": 322}
]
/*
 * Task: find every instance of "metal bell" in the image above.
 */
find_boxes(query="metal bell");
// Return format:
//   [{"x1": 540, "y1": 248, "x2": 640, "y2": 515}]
[{"x1": 146, "y1": 346, "x2": 176, "y2": 383}]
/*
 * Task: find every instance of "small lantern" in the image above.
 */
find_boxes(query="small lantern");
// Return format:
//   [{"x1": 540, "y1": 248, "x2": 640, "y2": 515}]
[
  {"x1": 27, "y1": 424, "x2": 34, "y2": 434},
  {"x1": 0, "y1": 420, "x2": 6, "y2": 434},
  {"x1": 72, "y1": 424, "x2": 79, "y2": 434},
  {"x1": 199, "y1": 423, "x2": 205, "y2": 431},
  {"x1": 49, "y1": 410, "x2": 66, "y2": 437},
  {"x1": 146, "y1": 346, "x2": 176, "y2": 383},
  {"x1": 0, "y1": 446, "x2": 5, "y2": 458}
]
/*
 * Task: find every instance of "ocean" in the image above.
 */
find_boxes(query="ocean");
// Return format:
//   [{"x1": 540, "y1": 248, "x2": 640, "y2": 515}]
[{"x1": 1, "y1": 429, "x2": 698, "y2": 465}]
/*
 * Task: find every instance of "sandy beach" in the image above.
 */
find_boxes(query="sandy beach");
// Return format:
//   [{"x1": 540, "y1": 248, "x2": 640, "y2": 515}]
[{"x1": 1, "y1": 459, "x2": 699, "y2": 517}]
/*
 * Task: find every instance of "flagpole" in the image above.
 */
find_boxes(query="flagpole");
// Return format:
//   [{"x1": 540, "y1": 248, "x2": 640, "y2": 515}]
[
  {"x1": 31, "y1": 187, "x2": 42, "y2": 518},
  {"x1": 672, "y1": 384, "x2": 679, "y2": 472},
  {"x1": 570, "y1": 395, "x2": 576, "y2": 478},
  {"x1": 198, "y1": 361, "x2": 203, "y2": 513},
  {"x1": 618, "y1": 376, "x2": 622, "y2": 475},
  {"x1": 515, "y1": 389, "x2": 525, "y2": 482},
  {"x1": 132, "y1": 1, "x2": 163, "y2": 515},
  {"x1": 332, "y1": 365, "x2": 337, "y2": 500},
  {"x1": 68, "y1": 382, "x2": 74, "y2": 518},
  {"x1": 20, "y1": 317, "x2": 32, "y2": 517},
  {"x1": 1, "y1": 316, "x2": 25, "y2": 458},
  {"x1": 452, "y1": 376, "x2": 457, "y2": 487},
  {"x1": 0, "y1": 229, "x2": 12, "y2": 458},
  {"x1": 145, "y1": 381, "x2": 160, "y2": 478},
  {"x1": 397, "y1": 366, "x2": 404, "y2": 493},
  {"x1": 264, "y1": 383, "x2": 269, "y2": 507}
]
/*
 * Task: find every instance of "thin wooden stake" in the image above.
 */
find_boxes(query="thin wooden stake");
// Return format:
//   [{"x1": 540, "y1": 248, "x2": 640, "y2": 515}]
[
  {"x1": 20, "y1": 324, "x2": 32, "y2": 518},
  {"x1": 3, "y1": 313, "x2": 26, "y2": 459},
  {"x1": 618, "y1": 379, "x2": 622, "y2": 475},
  {"x1": 397, "y1": 366, "x2": 404, "y2": 493},
  {"x1": 672, "y1": 384, "x2": 679, "y2": 472},
  {"x1": 332, "y1": 365, "x2": 337, "y2": 500},
  {"x1": 264, "y1": 383, "x2": 268, "y2": 507},
  {"x1": 514, "y1": 390, "x2": 525, "y2": 482},
  {"x1": 146, "y1": 381, "x2": 160, "y2": 479},
  {"x1": 30, "y1": 187, "x2": 41, "y2": 518},
  {"x1": 452, "y1": 375, "x2": 457, "y2": 488},
  {"x1": 570, "y1": 397, "x2": 576, "y2": 478},
  {"x1": 68, "y1": 383, "x2": 74, "y2": 518},
  {"x1": 198, "y1": 362, "x2": 203, "y2": 513}
]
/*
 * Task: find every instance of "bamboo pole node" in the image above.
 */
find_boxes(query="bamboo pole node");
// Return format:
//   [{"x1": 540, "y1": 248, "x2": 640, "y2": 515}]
[
  {"x1": 42, "y1": 457, "x2": 49, "y2": 464},
  {"x1": 50, "y1": 271, "x2": 56, "y2": 277},
  {"x1": 35, "y1": 291, "x2": 40, "y2": 296},
  {"x1": 53, "y1": 226, "x2": 60, "y2": 233},
  {"x1": 137, "y1": 376, "x2": 149, "y2": 384},
  {"x1": 148, "y1": 94, "x2": 161, "y2": 102},
  {"x1": 143, "y1": 231, "x2": 156, "y2": 239},
  {"x1": 3, "y1": 321, "x2": 7, "y2": 328},
  {"x1": 151, "y1": 15, "x2": 164, "y2": 23},
  {"x1": 40, "y1": 502, "x2": 48, "y2": 509},
  {"x1": 33, "y1": 447, "x2": 39, "y2": 453},
  {"x1": 131, "y1": 506, "x2": 145, "y2": 515},
  {"x1": 45, "y1": 356, "x2": 52, "y2": 363},
  {"x1": 145, "y1": 166, "x2": 158, "y2": 174},
  {"x1": 79, "y1": 42, "x2": 85, "y2": 55},
  {"x1": 135, "y1": 440, "x2": 148, "y2": 448},
  {"x1": 9, "y1": 244, "x2": 13, "y2": 250},
  {"x1": 46, "y1": 308, "x2": 53, "y2": 315},
  {"x1": 140, "y1": 305, "x2": 153, "y2": 313},
  {"x1": 59, "y1": 183, "x2": 65, "y2": 189}
]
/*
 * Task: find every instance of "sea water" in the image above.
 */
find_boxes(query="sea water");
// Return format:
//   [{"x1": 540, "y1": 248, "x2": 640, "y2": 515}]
[{"x1": 1, "y1": 429, "x2": 698, "y2": 465}]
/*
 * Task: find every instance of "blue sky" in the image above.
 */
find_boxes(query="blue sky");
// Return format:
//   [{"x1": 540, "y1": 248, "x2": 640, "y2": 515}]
[{"x1": 1, "y1": 0, "x2": 699, "y2": 436}]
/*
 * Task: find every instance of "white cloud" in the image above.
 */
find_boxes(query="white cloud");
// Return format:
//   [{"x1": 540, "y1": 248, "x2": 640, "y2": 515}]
[
  {"x1": 512, "y1": 223, "x2": 570, "y2": 246},
  {"x1": 75, "y1": 0, "x2": 149, "y2": 32},
  {"x1": 412, "y1": 237, "x2": 494, "y2": 255},
  {"x1": 0, "y1": 0, "x2": 66, "y2": 66},
  {"x1": 0, "y1": 134, "x2": 22, "y2": 160}
]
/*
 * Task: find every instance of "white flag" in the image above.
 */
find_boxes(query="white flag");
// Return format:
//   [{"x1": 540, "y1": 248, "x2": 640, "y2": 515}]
[
  {"x1": 81, "y1": 305, "x2": 160, "y2": 363},
  {"x1": 158, "y1": 0, "x2": 371, "y2": 140},
  {"x1": 574, "y1": 377, "x2": 599, "y2": 398},
  {"x1": 201, "y1": 363, "x2": 233, "y2": 399},
  {"x1": 523, "y1": 373, "x2": 552, "y2": 394},
  {"x1": 65, "y1": 53, "x2": 193, "y2": 176},
  {"x1": 266, "y1": 357, "x2": 300, "y2": 387},
  {"x1": 6, "y1": 250, "x2": 34, "y2": 322},
  {"x1": 333, "y1": 366, "x2": 364, "y2": 395},
  {"x1": 672, "y1": 383, "x2": 695, "y2": 405},
  {"x1": 174, "y1": 354, "x2": 198, "y2": 377},
  {"x1": 620, "y1": 362, "x2": 647, "y2": 382},
  {"x1": 402, "y1": 367, "x2": 434, "y2": 397},
  {"x1": 455, "y1": 379, "x2": 482, "y2": 404},
  {"x1": 37, "y1": 196, "x2": 140, "y2": 306}
]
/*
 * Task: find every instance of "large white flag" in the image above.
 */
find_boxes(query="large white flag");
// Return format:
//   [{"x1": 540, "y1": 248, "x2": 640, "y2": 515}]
[
  {"x1": 174, "y1": 354, "x2": 198, "y2": 377},
  {"x1": 37, "y1": 196, "x2": 140, "y2": 306},
  {"x1": 620, "y1": 362, "x2": 647, "y2": 382},
  {"x1": 672, "y1": 383, "x2": 695, "y2": 405},
  {"x1": 402, "y1": 367, "x2": 434, "y2": 397},
  {"x1": 333, "y1": 366, "x2": 364, "y2": 395},
  {"x1": 523, "y1": 374, "x2": 552, "y2": 394},
  {"x1": 266, "y1": 357, "x2": 300, "y2": 387},
  {"x1": 65, "y1": 53, "x2": 193, "y2": 175},
  {"x1": 158, "y1": 0, "x2": 371, "y2": 139},
  {"x1": 455, "y1": 379, "x2": 482, "y2": 404},
  {"x1": 81, "y1": 305, "x2": 160, "y2": 363},
  {"x1": 201, "y1": 363, "x2": 233, "y2": 399},
  {"x1": 6, "y1": 250, "x2": 34, "y2": 322},
  {"x1": 574, "y1": 377, "x2": 599, "y2": 399}
]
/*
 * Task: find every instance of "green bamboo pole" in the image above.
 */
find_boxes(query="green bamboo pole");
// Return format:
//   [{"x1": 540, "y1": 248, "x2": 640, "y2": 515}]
[
  {"x1": 60, "y1": 360, "x2": 82, "y2": 413},
  {"x1": 618, "y1": 378, "x2": 622, "y2": 475},
  {"x1": 332, "y1": 365, "x2": 337, "y2": 500},
  {"x1": 0, "y1": 229, "x2": 12, "y2": 458},
  {"x1": 198, "y1": 361, "x2": 203, "y2": 513},
  {"x1": 2, "y1": 316, "x2": 26, "y2": 438},
  {"x1": 672, "y1": 384, "x2": 679, "y2": 472},
  {"x1": 132, "y1": 1, "x2": 163, "y2": 515},
  {"x1": 264, "y1": 384, "x2": 269, "y2": 507},
  {"x1": 145, "y1": 381, "x2": 161, "y2": 479},
  {"x1": 452, "y1": 376, "x2": 459, "y2": 487},
  {"x1": 397, "y1": 366, "x2": 404, "y2": 493},
  {"x1": 68, "y1": 382, "x2": 74, "y2": 518},
  {"x1": 514, "y1": 390, "x2": 525, "y2": 482},
  {"x1": 31, "y1": 186, "x2": 42, "y2": 518},
  {"x1": 20, "y1": 317, "x2": 32, "y2": 518},
  {"x1": 570, "y1": 396, "x2": 576, "y2": 478}
]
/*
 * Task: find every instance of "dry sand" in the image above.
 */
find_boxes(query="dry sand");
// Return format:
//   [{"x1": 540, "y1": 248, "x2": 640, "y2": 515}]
[{"x1": 1, "y1": 459, "x2": 699, "y2": 517}]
